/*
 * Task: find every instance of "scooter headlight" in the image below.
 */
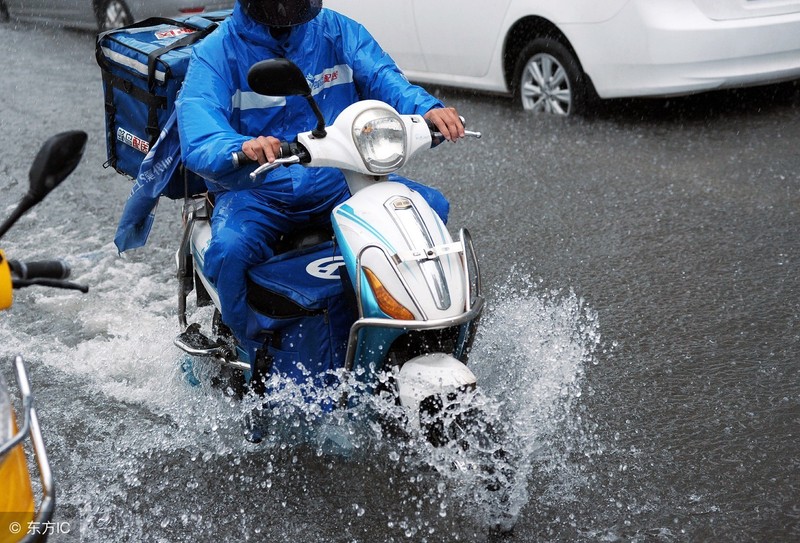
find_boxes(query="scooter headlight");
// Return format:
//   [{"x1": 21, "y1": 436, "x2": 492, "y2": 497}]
[{"x1": 352, "y1": 108, "x2": 406, "y2": 174}]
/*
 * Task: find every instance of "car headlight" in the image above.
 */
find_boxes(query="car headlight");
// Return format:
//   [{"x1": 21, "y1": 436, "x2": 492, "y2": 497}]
[{"x1": 352, "y1": 108, "x2": 406, "y2": 174}]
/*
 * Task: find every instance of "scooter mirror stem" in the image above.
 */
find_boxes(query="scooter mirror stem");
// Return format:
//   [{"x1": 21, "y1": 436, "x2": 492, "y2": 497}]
[
  {"x1": 0, "y1": 195, "x2": 37, "y2": 240},
  {"x1": 305, "y1": 97, "x2": 328, "y2": 139}
]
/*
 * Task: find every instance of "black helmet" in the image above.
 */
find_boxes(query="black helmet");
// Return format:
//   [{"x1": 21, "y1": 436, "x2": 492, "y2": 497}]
[{"x1": 241, "y1": 0, "x2": 322, "y2": 27}]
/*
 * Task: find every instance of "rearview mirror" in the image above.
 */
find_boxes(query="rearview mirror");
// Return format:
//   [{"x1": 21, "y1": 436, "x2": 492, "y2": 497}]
[
  {"x1": 28, "y1": 130, "x2": 88, "y2": 203},
  {"x1": 247, "y1": 58, "x2": 327, "y2": 138},
  {"x1": 248, "y1": 58, "x2": 311, "y2": 98}
]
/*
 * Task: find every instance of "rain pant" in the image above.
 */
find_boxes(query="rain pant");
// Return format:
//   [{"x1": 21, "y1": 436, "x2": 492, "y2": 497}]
[{"x1": 176, "y1": 4, "x2": 450, "y2": 349}]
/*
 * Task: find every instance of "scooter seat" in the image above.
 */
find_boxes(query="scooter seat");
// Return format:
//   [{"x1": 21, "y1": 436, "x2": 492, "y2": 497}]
[
  {"x1": 273, "y1": 224, "x2": 333, "y2": 255},
  {"x1": 246, "y1": 239, "x2": 346, "y2": 320}
]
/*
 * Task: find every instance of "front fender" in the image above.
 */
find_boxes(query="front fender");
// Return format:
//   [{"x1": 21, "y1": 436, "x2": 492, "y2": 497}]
[{"x1": 396, "y1": 353, "x2": 476, "y2": 418}]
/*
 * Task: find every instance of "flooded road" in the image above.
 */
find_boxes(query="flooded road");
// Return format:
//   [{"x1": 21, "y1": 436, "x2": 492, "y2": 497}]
[{"x1": 1, "y1": 22, "x2": 799, "y2": 542}]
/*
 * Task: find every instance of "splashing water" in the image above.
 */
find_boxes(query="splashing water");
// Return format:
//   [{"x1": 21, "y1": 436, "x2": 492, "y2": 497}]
[
  {"x1": 472, "y1": 276, "x2": 602, "y2": 520},
  {"x1": 1, "y1": 225, "x2": 601, "y2": 541},
  {"x1": 377, "y1": 273, "x2": 602, "y2": 534},
  {"x1": 228, "y1": 271, "x2": 602, "y2": 536}
]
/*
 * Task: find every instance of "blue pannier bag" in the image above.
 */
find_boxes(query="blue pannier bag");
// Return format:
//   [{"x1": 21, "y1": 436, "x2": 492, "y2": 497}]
[
  {"x1": 95, "y1": 12, "x2": 229, "y2": 181},
  {"x1": 245, "y1": 241, "x2": 354, "y2": 390}
]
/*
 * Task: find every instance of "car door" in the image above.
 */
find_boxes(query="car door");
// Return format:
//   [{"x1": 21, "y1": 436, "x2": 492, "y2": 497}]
[
  {"x1": 35, "y1": 0, "x2": 89, "y2": 27},
  {"x1": 5, "y1": 0, "x2": 45, "y2": 20},
  {"x1": 412, "y1": 0, "x2": 511, "y2": 78},
  {"x1": 325, "y1": 0, "x2": 427, "y2": 71}
]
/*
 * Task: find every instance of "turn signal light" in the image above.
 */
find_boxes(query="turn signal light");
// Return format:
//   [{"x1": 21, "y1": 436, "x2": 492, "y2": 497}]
[
  {"x1": 363, "y1": 267, "x2": 414, "y2": 320},
  {"x1": 0, "y1": 251, "x2": 12, "y2": 310}
]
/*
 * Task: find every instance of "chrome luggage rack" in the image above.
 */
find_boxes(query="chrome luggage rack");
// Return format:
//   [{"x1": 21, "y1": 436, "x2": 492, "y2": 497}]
[{"x1": 1, "y1": 356, "x2": 55, "y2": 542}]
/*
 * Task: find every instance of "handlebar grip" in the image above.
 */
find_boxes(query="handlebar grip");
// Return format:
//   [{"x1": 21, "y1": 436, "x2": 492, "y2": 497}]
[
  {"x1": 233, "y1": 142, "x2": 294, "y2": 168},
  {"x1": 232, "y1": 151, "x2": 255, "y2": 167},
  {"x1": 8, "y1": 259, "x2": 71, "y2": 280}
]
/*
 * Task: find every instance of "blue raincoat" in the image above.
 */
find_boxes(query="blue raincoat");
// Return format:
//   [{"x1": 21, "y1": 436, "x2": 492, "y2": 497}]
[{"x1": 172, "y1": 4, "x2": 449, "y2": 350}]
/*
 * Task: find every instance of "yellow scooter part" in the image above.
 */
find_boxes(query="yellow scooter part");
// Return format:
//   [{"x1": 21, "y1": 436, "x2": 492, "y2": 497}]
[
  {"x1": 0, "y1": 251, "x2": 12, "y2": 311},
  {"x1": 0, "y1": 414, "x2": 35, "y2": 543}
]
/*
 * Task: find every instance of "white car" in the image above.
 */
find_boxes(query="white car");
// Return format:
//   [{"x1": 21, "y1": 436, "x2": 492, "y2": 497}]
[
  {"x1": 326, "y1": 0, "x2": 800, "y2": 115},
  {"x1": 0, "y1": 0, "x2": 233, "y2": 32}
]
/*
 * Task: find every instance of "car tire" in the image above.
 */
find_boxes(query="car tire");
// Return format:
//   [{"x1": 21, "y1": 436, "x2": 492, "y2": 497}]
[
  {"x1": 96, "y1": 0, "x2": 133, "y2": 32},
  {"x1": 0, "y1": 1, "x2": 9, "y2": 23},
  {"x1": 513, "y1": 37, "x2": 593, "y2": 116}
]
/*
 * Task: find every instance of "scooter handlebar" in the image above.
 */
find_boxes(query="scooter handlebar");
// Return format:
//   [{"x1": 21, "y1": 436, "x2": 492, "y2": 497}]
[
  {"x1": 8, "y1": 259, "x2": 71, "y2": 280},
  {"x1": 426, "y1": 116, "x2": 482, "y2": 143},
  {"x1": 231, "y1": 151, "x2": 255, "y2": 167},
  {"x1": 232, "y1": 141, "x2": 306, "y2": 168},
  {"x1": 232, "y1": 142, "x2": 310, "y2": 180},
  {"x1": 6, "y1": 258, "x2": 88, "y2": 293}
]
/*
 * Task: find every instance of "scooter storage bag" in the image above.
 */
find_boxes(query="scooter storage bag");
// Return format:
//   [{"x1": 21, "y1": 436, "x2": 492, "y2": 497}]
[
  {"x1": 246, "y1": 242, "x2": 354, "y2": 383},
  {"x1": 95, "y1": 13, "x2": 227, "y2": 179}
]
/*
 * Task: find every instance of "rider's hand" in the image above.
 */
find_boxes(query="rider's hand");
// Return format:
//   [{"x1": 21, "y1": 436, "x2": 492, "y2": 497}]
[
  {"x1": 424, "y1": 107, "x2": 465, "y2": 142},
  {"x1": 242, "y1": 136, "x2": 282, "y2": 165}
]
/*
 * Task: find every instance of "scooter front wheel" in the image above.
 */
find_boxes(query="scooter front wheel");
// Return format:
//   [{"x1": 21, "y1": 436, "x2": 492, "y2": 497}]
[{"x1": 419, "y1": 391, "x2": 519, "y2": 533}]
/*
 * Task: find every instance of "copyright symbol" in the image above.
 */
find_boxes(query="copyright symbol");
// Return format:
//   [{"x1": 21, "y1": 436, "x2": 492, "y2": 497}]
[{"x1": 9, "y1": 522, "x2": 21, "y2": 534}]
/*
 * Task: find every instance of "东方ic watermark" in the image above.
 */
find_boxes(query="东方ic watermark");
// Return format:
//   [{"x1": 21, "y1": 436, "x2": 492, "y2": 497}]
[{"x1": 7, "y1": 520, "x2": 71, "y2": 537}]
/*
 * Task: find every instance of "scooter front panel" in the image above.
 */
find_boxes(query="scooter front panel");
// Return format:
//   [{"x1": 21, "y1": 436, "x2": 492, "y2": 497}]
[{"x1": 332, "y1": 182, "x2": 467, "y2": 322}]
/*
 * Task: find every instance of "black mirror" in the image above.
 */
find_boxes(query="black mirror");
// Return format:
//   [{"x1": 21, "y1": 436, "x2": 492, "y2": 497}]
[
  {"x1": 247, "y1": 58, "x2": 327, "y2": 138},
  {"x1": 248, "y1": 58, "x2": 311, "y2": 98},
  {"x1": 0, "y1": 131, "x2": 87, "y2": 240},
  {"x1": 28, "y1": 130, "x2": 88, "y2": 203}
]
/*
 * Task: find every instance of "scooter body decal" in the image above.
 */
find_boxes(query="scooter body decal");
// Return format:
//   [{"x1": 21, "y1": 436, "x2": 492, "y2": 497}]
[
  {"x1": 306, "y1": 256, "x2": 345, "y2": 280},
  {"x1": 334, "y1": 204, "x2": 396, "y2": 253}
]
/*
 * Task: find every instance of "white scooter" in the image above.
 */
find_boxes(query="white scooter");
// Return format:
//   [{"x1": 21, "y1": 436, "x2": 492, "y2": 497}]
[{"x1": 174, "y1": 58, "x2": 485, "y2": 446}]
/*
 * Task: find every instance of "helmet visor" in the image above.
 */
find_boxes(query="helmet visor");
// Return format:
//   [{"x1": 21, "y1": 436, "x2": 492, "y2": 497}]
[{"x1": 242, "y1": 0, "x2": 323, "y2": 27}]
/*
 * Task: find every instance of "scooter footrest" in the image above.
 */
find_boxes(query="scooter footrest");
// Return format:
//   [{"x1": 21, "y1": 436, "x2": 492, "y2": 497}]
[{"x1": 174, "y1": 323, "x2": 225, "y2": 356}]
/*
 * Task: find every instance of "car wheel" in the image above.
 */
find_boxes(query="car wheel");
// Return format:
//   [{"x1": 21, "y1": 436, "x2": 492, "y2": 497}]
[
  {"x1": 97, "y1": 0, "x2": 133, "y2": 31},
  {"x1": 0, "y1": 1, "x2": 9, "y2": 23},
  {"x1": 513, "y1": 37, "x2": 590, "y2": 116}
]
